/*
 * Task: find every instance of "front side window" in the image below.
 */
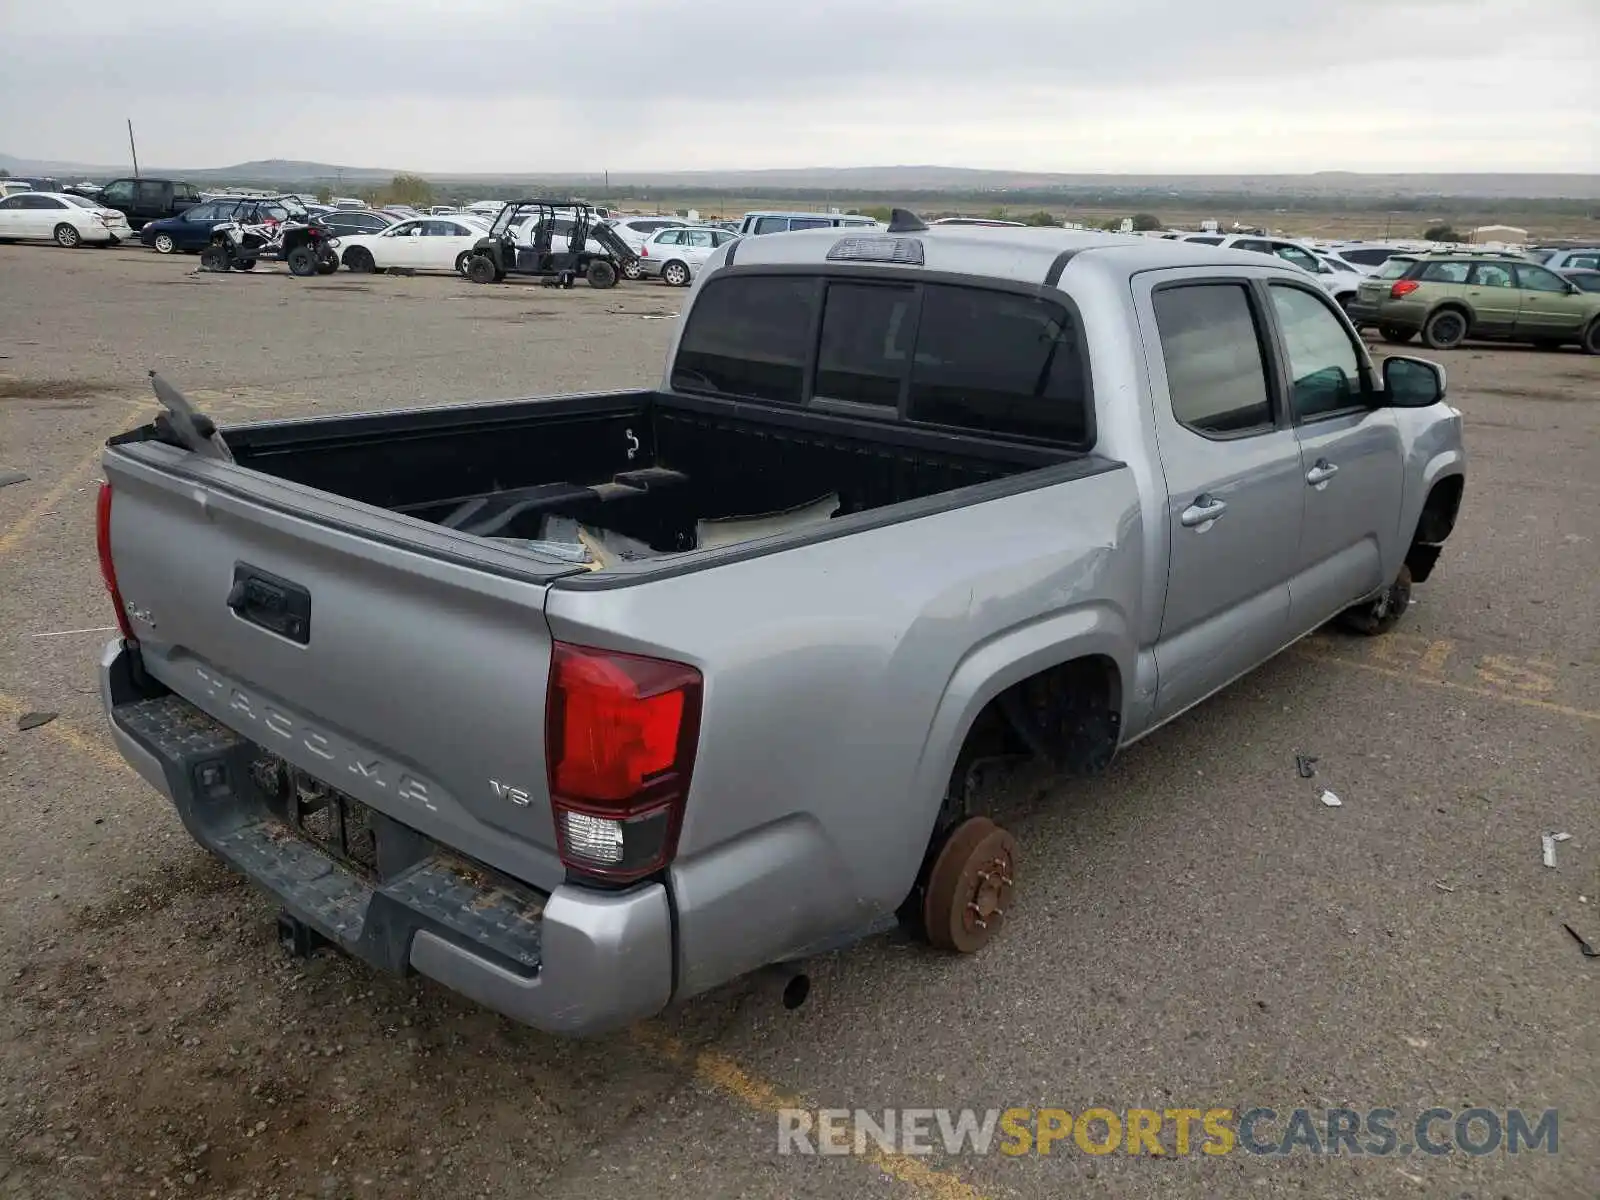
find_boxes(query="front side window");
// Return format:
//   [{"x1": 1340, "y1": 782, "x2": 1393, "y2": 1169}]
[
  {"x1": 1515, "y1": 264, "x2": 1571, "y2": 293},
  {"x1": 1268, "y1": 285, "x2": 1364, "y2": 420},
  {"x1": 1153, "y1": 283, "x2": 1275, "y2": 437},
  {"x1": 1273, "y1": 245, "x2": 1321, "y2": 273},
  {"x1": 685, "y1": 230, "x2": 715, "y2": 249}
]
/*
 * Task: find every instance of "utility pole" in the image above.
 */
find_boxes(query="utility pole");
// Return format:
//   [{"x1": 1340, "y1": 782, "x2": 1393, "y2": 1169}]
[{"x1": 127, "y1": 119, "x2": 140, "y2": 179}]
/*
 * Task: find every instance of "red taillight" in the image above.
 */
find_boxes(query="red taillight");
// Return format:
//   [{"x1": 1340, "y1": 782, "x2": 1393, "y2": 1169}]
[
  {"x1": 639, "y1": 245, "x2": 648, "y2": 257},
  {"x1": 546, "y1": 642, "x2": 701, "y2": 881},
  {"x1": 1390, "y1": 280, "x2": 1420, "y2": 299},
  {"x1": 96, "y1": 482, "x2": 135, "y2": 641}
]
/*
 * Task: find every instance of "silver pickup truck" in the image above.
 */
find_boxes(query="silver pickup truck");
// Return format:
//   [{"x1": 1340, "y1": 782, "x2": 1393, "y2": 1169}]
[{"x1": 97, "y1": 217, "x2": 1465, "y2": 1035}]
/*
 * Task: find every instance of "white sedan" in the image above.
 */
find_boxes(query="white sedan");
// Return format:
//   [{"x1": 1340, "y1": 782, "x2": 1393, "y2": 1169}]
[
  {"x1": 333, "y1": 216, "x2": 489, "y2": 275},
  {"x1": 638, "y1": 226, "x2": 740, "y2": 286},
  {"x1": 0, "y1": 191, "x2": 132, "y2": 247}
]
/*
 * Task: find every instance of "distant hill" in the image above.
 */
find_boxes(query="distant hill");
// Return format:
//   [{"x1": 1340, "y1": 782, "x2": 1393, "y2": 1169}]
[{"x1": 4, "y1": 153, "x2": 1598, "y2": 199}]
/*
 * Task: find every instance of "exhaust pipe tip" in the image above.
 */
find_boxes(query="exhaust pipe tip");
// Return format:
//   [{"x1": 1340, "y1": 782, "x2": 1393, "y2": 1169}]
[
  {"x1": 757, "y1": 961, "x2": 811, "y2": 1010},
  {"x1": 781, "y1": 972, "x2": 811, "y2": 1010}
]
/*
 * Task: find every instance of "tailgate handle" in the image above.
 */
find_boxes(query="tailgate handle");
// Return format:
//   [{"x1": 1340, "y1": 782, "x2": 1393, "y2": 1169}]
[{"x1": 227, "y1": 563, "x2": 311, "y2": 645}]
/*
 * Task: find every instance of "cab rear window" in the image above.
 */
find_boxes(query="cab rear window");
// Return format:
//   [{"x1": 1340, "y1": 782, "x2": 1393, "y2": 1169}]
[{"x1": 670, "y1": 274, "x2": 1093, "y2": 449}]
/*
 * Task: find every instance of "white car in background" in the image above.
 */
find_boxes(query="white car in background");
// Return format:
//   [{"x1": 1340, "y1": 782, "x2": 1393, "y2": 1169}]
[
  {"x1": 637, "y1": 226, "x2": 741, "y2": 286},
  {"x1": 0, "y1": 191, "x2": 132, "y2": 247},
  {"x1": 1181, "y1": 232, "x2": 1364, "y2": 312},
  {"x1": 333, "y1": 215, "x2": 489, "y2": 275}
]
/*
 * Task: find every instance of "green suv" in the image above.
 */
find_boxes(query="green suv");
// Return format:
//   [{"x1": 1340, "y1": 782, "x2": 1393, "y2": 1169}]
[{"x1": 1357, "y1": 252, "x2": 1600, "y2": 353}]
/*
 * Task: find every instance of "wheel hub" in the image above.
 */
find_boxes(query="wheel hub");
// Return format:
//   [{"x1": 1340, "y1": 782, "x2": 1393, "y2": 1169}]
[{"x1": 921, "y1": 816, "x2": 1018, "y2": 953}]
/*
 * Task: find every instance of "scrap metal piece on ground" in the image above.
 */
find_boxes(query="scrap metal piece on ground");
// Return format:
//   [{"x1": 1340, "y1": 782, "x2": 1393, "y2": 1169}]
[
  {"x1": 1319, "y1": 789, "x2": 1343, "y2": 808},
  {"x1": 17, "y1": 711, "x2": 58, "y2": 731},
  {"x1": 0, "y1": 470, "x2": 28, "y2": 489},
  {"x1": 1295, "y1": 753, "x2": 1318, "y2": 779},
  {"x1": 1541, "y1": 831, "x2": 1572, "y2": 868}
]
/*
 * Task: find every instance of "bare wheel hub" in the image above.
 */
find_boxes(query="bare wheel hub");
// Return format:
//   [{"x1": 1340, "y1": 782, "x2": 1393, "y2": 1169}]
[{"x1": 921, "y1": 816, "x2": 1018, "y2": 953}]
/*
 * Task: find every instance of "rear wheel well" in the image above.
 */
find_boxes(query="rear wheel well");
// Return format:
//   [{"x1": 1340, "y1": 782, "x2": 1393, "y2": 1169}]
[{"x1": 948, "y1": 655, "x2": 1122, "y2": 808}]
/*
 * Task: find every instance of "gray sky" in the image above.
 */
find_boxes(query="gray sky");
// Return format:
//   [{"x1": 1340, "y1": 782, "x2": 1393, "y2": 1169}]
[{"x1": 2, "y1": 0, "x2": 1596, "y2": 173}]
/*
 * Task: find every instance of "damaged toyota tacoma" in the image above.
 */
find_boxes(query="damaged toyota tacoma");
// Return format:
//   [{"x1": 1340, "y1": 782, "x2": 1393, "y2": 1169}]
[{"x1": 96, "y1": 215, "x2": 1466, "y2": 1035}]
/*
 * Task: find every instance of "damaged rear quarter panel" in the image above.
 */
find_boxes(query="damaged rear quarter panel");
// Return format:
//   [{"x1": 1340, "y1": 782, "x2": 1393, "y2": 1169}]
[{"x1": 542, "y1": 466, "x2": 1144, "y2": 995}]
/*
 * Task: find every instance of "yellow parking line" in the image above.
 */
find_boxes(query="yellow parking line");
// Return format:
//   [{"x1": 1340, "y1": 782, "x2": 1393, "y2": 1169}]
[
  {"x1": 0, "y1": 693, "x2": 130, "y2": 776},
  {"x1": 630, "y1": 1026, "x2": 992, "y2": 1200},
  {"x1": 0, "y1": 398, "x2": 147, "y2": 560},
  {"x1": 1294, "y1": 647, "x2": 1600, "y2": 723}
]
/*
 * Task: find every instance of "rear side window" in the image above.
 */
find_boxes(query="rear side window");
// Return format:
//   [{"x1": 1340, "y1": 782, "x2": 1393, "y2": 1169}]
[
  {"x1": 1375, "y1": 257, "x2": 1415, "y2": 280},
  {"x1": 671, "y1": 276, "x2": 816, "y2": 404},
  {"x1": 753, "y1": 217, "x2": 790, "y2": 234},
  {"x1": 1186, "y1": 236, "x2": 1223, "y2": 246},
  {"x1": 908, "y1": 287, "x2": 1088, "y2": 445},
  {"x1": 1419, "y1": 261, "x2": 1469, "y2": 283},
  {"x1": 1153, "y1": 284, "x2": 1274, "y2": 437}
]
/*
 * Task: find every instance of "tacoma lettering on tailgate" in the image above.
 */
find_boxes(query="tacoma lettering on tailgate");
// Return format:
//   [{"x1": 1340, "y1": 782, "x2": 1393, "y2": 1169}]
[{"x1": 193, "y1": 664, "x2": 439, "y2": 813}]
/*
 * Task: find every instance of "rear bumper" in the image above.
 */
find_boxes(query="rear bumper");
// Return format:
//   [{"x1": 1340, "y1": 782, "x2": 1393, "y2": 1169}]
[{"x1": 100, "y1": 639, "x2": 674, "y2": 1036}]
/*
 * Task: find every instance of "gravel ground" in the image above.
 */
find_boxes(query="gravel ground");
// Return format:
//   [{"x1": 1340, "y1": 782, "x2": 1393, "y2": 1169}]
[{"x1": 0, "y1": 242, "x2": 1596, "y2": 1200}]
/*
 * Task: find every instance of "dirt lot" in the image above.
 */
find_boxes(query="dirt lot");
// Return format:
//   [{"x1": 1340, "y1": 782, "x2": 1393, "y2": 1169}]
[{"x1": 1, "y1": 242, "x2": 1597, "y2": 1200}]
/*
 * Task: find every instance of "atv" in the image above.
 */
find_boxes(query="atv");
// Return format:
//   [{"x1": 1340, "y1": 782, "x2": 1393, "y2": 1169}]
[
  {"x1": 199, "y1": 217, "x2": 340, "y2": 276},
  {"x1": 463, "y1": 199, "x2": 636, "y2": 288}
]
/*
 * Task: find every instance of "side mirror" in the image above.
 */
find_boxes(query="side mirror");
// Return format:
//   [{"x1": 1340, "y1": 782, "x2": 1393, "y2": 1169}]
[{"x1": 1382, "y1": 355, "x2": 1446, "y2": 407}]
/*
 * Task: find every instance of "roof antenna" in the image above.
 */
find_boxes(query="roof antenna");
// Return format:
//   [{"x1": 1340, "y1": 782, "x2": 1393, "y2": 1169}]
[{"x1": 887, "y1": 208, "x2": 928, "y2": 234}]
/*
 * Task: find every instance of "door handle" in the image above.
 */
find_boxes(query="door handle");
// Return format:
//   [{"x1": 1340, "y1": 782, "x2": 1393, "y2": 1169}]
[
  {"x1": 1306, "y1": 459, "x2": 1339, "y2": 486},
  {"x1": 1180, "y1": 495, "x2": 1228, "y2": 528}
]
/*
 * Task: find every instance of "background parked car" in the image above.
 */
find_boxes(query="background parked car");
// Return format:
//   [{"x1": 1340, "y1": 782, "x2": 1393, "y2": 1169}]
[
  {"x1": 637, "y1": 226, "x2": 740, "y2": 286},
  {"x1": 1536, "y1": 247, "x2": 1600, "y2": 270},
  {"x1": 334, "y1": 215, "x2": 489, "y2": 274},
  {"x1": 96, "y1": 178, "x2": 206, "y2": 229},
  {"x1": 1181, "y1": 232, "x2": 1364, "y2": 310},
  {"x1": 1317, "y1": 242, "x2": 1414, "y2": 274},
  {"x1": 315, "y1": 209, "x2": 397, "y2": 238},
  {"x1": 140, "y1": 196, "x2": 309, "y2": 254},
  {"x1": 0, "y1": 192, "x2": 131, "y2": 247},
  {"x1": 736, "y1": 210, "x2": 881, "y2": 236},
  {"x1": 1558, "y1": 268, "x2": 1600, "y2": 294},
  {"x1": 1368, "y1": 253, "x2": 1600, "y2": 351}
]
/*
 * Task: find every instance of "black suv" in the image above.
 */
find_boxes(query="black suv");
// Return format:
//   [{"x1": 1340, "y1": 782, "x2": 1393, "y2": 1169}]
[{"x1": 96, "y1": 178, "x2": 206, "y2": 230}]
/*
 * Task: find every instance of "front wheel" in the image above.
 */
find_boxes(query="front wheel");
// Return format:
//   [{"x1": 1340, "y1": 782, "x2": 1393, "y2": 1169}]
[
  {"x1": 466, "y1": 254, "x2": 498, "y2": 285},
  {"x1": 54, "y1": 223, "x2": 82, "y2": 248},
  {"x1": 199, "y1": 245, "x2": 230, "y2": 272},
  {"x1": 586, "y1": 259, "x2": 618, "y2": 289},
  {"x1": 1337, "y1": 565, "x2": 1412, "y2": 637},
  {"x1": 286, "y1": 246, "x2": 318, "y2": 276},
  {"x1": 152, "y1": 233, "x2": 176, "y2": 254},
  {"x1": 1422, "y1": 308, "x2": 1468, "y2": 351}
]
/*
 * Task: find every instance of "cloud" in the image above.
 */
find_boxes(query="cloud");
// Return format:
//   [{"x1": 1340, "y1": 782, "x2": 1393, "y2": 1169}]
[{"x1": 1, "y1": 0, "x2": 1595, "y2": 171}]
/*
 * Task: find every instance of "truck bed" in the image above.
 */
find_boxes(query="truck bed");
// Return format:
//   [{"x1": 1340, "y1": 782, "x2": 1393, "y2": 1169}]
[{"x1": 113, "y1": 389, "x2": 1083, "y2": 579}]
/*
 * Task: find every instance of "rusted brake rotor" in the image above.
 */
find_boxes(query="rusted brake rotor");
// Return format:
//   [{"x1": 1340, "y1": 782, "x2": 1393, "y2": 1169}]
[{"x1": 921, "y1": 815, "x2": 1018, "y2": 953}]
